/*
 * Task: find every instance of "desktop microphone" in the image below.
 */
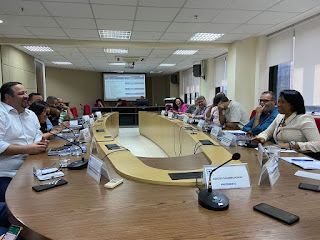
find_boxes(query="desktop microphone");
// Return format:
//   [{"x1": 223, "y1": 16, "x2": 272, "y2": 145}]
[
  {"x1": 49, "y1": 132, "x2": 88, "y2": 170},
  {"x1": 59, "y1": 122, "x2": 80, "y2": 146},
  {"x1": 198, "y1": 153, "x2": 241, "y2": 211}
]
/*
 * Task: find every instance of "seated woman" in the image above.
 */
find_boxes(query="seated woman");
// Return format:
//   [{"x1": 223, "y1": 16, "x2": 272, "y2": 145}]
[
  {"x1": 94, "y1": 98, "x2": 105, "y2": 107},
  {"x1": 29, "y1": 101, "x2": 60, "y2": 139},
  {"x1": 171, "y1": 97, "x2": 188, "y2": 114},
  {"x1": 252, "y1": 90, "x2": 320, "y2": 158}
]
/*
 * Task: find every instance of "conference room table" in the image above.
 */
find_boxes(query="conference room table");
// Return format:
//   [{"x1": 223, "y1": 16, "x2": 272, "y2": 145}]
[{"x1": 5, "y1": 112, "x2": 320, "y2": 240}]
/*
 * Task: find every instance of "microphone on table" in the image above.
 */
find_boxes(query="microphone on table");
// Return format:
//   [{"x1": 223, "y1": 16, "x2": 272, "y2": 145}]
[
  {"x1": 198, "y1": 153, "x2": 241, "y2": 211},
  {"x1": 59, "y1": 122, "x2": 81, "y2": 146},
  {"x1": 49, "y1": 132, "x2": 88, "y2": 170}
]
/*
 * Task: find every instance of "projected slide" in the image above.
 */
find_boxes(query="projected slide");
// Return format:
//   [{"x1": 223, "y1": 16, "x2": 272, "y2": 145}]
[{"x1": 103, "y1": 74, "x2": 146, "y2": 101}]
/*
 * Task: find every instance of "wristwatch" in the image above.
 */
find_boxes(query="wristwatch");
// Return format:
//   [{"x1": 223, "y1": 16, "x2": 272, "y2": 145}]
[{"x1": 290, "y1": 141, "x2": 296, "y2": 149}]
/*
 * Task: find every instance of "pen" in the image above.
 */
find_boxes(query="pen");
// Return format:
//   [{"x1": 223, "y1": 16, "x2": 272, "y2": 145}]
[{"x1": 291, "y1": 159, "x2": 314, "y2": 162}]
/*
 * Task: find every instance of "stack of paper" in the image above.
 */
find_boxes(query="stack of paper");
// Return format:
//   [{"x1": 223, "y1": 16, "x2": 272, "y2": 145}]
[{"x1": 281, "y1": 157, "x2": 320, "y2": 170}]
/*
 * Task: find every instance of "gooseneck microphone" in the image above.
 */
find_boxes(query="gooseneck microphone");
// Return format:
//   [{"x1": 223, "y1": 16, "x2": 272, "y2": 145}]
[
  {"x1": 59, "y1": 122, "x2": 80, "y2": 146},
  {"x1": 49, "y1": 132, "x2": 88, "y2": 170},
  {"x1": 198, "y1": 153, "x2": 241, "y2": 211}
]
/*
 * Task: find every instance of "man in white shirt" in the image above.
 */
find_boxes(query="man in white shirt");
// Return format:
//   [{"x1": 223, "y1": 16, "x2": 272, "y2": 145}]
[
  {"x1": 190, "y1": 96, "x2": 210, "y2": 120},
  {"x1": 0, "y1": 82, "x2": 49, "y2": 201},
  {"x1": 216, "y1": 95, "x2": 249, "y2": 130}
]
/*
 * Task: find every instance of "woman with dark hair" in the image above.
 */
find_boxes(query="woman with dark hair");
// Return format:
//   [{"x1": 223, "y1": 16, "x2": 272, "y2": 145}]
[
  {"x1": 252, "y1": 90, "x2": 320, "y2": 155},
  {"x1": 171, "y1": 97, "x2": 188, "y2": 114},
  {"x1": 94, "y1": 98, "x2": 105, "y2": 107},
  {"x1": 29, "y1": 101, "x2": 60, "y2": 139}
]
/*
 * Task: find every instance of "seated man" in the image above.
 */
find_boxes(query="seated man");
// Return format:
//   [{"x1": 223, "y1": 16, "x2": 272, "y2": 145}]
[
  {"x1": 57, "y1": 98, "x2": 74, "y2": 123},
  {"x1": 216, "y1": 95, "x2": 249, "y2": 130},
  {"x1": 28, "y1": 93, "x2": 53, "y2": 131},
  {"x1": 0, "y1": 82, "x2": 49, "y2": 202},
  {"x1": 46, "y1": 96, "x2": 60, "y2": 126},
  {"x1": 243, "y1": 91, "x2": 278, "y2": 140},
  {"x1": 189, "y1": 96, "x2": 210, "y2": 120},
  {"x1": 185, "y1": 99, "x2": 198, "y2": 114}
]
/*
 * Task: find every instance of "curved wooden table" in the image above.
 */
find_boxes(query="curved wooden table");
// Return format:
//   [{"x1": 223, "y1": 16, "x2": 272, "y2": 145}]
[{"x1": 6, "y1": 112, "x2": 320, "y2": 240}]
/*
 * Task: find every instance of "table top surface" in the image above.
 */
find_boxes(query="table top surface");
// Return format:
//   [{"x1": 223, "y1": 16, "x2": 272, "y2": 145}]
[{"x1": 6, "y1": 118, "x2": 320, "y2": 240}]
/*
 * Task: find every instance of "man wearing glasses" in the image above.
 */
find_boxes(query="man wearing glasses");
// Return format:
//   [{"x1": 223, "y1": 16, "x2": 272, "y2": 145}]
[{"x1": 243, "y1": 91, "x2": 278, "y2": 139}]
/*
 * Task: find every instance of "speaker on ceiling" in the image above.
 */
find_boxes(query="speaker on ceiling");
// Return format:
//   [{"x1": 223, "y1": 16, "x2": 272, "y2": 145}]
[
  {"x1": 193, "y1": 64, "x2": 201, "y2": 77},
  {"x1": 171, "y1": 75, "x2": 179, "y2": 84}
]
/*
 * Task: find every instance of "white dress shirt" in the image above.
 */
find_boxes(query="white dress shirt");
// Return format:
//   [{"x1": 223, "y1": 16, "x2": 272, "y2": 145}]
[
  {"x1": 0, "y1": 103, "x2": 43, "y2": 178},
  {"x1": 257, "y1": 112, "x2": 320, "y2": 153}
]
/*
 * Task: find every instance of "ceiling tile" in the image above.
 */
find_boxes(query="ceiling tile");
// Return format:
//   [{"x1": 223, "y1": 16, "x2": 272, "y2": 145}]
[
  {"x1": 90, "y1": 0, "x2": 137, "y2": 5},
  {"x1": 96, "y1": 19, "x2": 133, "y2": 30},
  {"x1": 3, "y1": 34, "x2": 34, "y2": 38},
  {"x1": 174, "y1": 8, "x2": 221, "y2": 23},
  {"x1": 0, "y1": 0, "x2": 51, "y2": 16},
  {"x1": 268, "y1": 0, "x2": 320, "y2": 13},
  {"x1": 0, "y1": 26, "x2": 34, "y2": 35},
  {"x1": 55, "y1": 17, "x2": 97, "y2": 29},
  {"x1": 64, "y1": 28, "x2": 99, "y2": 38},
  {"x1": 215, "y1": 33, "x2": 253, "y2": 43},
  {"x1": 136, "y1": 7, "x2": 180, "y2": 21},
  {"x1": 43, "y1": 2, "x2": 93, "y2": 18},
  {"x1": 229, "y1": 0, "x2": 282, "y2": 11},
  {"x1": 166, "y1": 22, "x2": 204, "y2": 32},
  {"x1": 212, "y1": 10, "x2": 261, "y2": 24},
  {"x1": 247, "y1": 11, "x2": 299, "y2": 25},
  {"x1": 139, "y1": 0, "x2": 186, "y2": 7},
  {"x1": 133, "y1": 21, "x2": 170, "y2": 32},
  {"x1": 44, "y1": 0, "x2": 90, "y2": 2},
  {"x1": 230, "y1": 24, "x2": 272, "y2": 34},
  {"x1": 200, "y1": 23, "x2": 240, "y2": 33},
  {"x1": 0, "y1": 15, "x2": 59, "y2": 28},
  {"x1": 131, "y1": 31, "x2": 162, "y2": 40},
  {"x1": 127, "y1": 49, "x2": 152, "y2": 55},
  {"x1": 37, "y1": 36, "x2": 70, "y2": 39},
  {"x1": 184, "y1": 0, "x2": 232, "y2": 9},
  {"x1": 26, "y1": 27, "x2": 67, "y2": 37},
  {"x1": 160, "y1": 32, "x2": 193, "y2": 40},
  {"x1": 92, "y1": 5, "x2": 136, "y2": 20}
]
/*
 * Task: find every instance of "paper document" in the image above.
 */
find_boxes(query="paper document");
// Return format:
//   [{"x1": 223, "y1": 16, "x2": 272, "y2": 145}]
[
  {"x1": 294, "y1": 171, "x2": 320, "y2": 180},
  {"x1": 292, "y1": 161, "x2": 320, "y2": 170},
  {"x1": 256, "y1": 148, "x2": 296, "y2": 153},
  {"x1": 280, "y1": 156, "x2": 314, "y2": 164}
]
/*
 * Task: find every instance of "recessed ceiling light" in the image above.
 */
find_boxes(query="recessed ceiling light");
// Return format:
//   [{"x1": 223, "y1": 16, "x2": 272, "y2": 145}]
[
  {"x1": 150, "y1": 71, "x2": 163, "y2": 73},
  {"x1": 0, "y1": 20, "x2": 3, "y2": 24},
  {"x1": 108, "y1": 62, "x2": 126, "y2": 66},
  {"x1": 99, "y1": 30, "x2": 131, "y2": 40},
  {"x1": 52, "y1": 61, "x2": 72, "y2": 65},
  {"x1": 23, "y1": 46, "x2": 54, "y2": 52},
  {"x1": 173, "y1": 50, "x2": 198, "y2": 55},
  {"x1": 104, "y1": 48, "x2": 128, "y2": 54},
  {"x1": 159, "y1": 64, "x2": 176, "y2": 67},
  {"x1": 189, "y1": 33, "x2": 224, "y2": 42}
]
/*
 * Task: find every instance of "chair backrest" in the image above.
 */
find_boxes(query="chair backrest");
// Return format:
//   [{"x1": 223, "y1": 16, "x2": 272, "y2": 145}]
[
  {"x1": 84, "y1": 104, "x2": 91, "y2": 115},
  {"x1": 122, "y1": 100, "x2": 128, "y2": 106},
  {"x1": 70, "y1": 107, "x2": 78, "y2": 118},
  {"x1": 314, "y1": 118, "x2": 320, "y2": 133},
  {"x1": 250, "y1": 110, "x2": 256, "y2": 120}
]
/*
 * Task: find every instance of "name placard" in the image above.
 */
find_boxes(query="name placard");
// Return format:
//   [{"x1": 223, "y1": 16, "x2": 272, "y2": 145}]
[
  {"x1": 95, "y1": 111, "x2": 102, "y2": 118},
  {"x1": 70, "y1": 120, "x2": 78, "y2": 127},
  {"x1": 161, "y1": 110, "x2": 166, "y2": 116},
  {"x1": 79, "y1": 127, "x2": 91, "y2": 140},
  {"x1": 90, "y1": 135, "x2": 99, "y2": 154},
  {"x1": 202, "y1": 164, "x2": 251, "y2": 189},
  {"x1": 258, "y1": 156, "x2": 280, "y2": 187},
  {"x1": 210, "y1": 125, "x2": 222, "y2": 137},
  {"x1": 89, "y1": 117, "x2": 94, "y2": 126},
  {"x1": 168, "y1": 112, "x2": 174, "y2": 118},
  {"x1": 220, "y1": 132, "x2": 237, "y2": 147},
  {"x1": 183, "y1": 115, "x2": 189, "y2": 123},
  {"x1": 87, "y1": 155, "x2": 110, "y2": 183}
]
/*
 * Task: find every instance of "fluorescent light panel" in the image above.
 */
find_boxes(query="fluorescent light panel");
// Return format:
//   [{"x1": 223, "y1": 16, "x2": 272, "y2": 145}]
[
  {"x1": 52, "y1": 61, "x2": 72, "y2": 65},
  {"x1": 189, "y1": 33, "x2": 224, "y2": 42},
  {"x1": 99, "y1": 30, "x2": 131, "y2": 40},
  {"x1": 159, "y1": 64, "x2": 176, "y2": 67},
  {"x1": 150, "y1": 71, "x2": 163, "y2": 73},
  {"x1": 108, "y1": 62, "x2": 126, "y2": 66},
  {"x1": 104, "y1": 48, "x2": 128, "y2": 54},
  {"x1": 0, "y1": 20, "x2": 3, "y2": 24},
  {"x1": 23, "y1": 46, "x2": 54, "y2": 52},
  {"x1": 173, "y1": 50, "x2": 198, "y2": 55}
]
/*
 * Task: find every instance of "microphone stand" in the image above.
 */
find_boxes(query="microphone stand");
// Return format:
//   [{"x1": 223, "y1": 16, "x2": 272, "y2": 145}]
[
  {"x1": 50, "y1": 132, "x2": 88, "y2": 170},
  {"x1": 198, "y1": 153, "x2": 240, "y2": 211}
]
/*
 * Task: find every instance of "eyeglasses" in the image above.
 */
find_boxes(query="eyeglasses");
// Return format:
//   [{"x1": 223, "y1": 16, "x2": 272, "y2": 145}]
[{"x1": 258, "y1": 99, "x2": 273, "y2": 103}]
